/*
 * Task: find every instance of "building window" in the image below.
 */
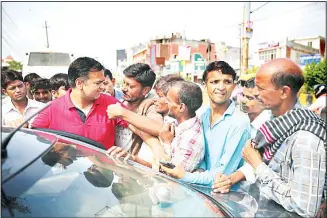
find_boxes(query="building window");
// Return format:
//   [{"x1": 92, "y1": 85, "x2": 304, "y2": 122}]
[
  {"x1": 308, "y1": 42, "x2": 312, "y2": 48},
  {"x1": 259, "y1": 49, "x2": 277, "y2": 62}
]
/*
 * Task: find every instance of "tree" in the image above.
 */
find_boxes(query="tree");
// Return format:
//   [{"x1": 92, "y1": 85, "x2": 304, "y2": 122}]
[
  {"x1": 246, "y1": 66, "x2": 259, "y2": 75},
  {"x1": 303, "y1": 58, "x2": 327, "y2": 93},
  {"x1": 8, "y1": 60, "x2": 23, "y2": 71}
]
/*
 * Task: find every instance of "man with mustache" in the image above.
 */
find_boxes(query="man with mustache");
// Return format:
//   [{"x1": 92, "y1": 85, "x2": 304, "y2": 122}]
[
  {"x1": 216, "y1": 58, "x2": 326, "y2": 217},
  {"x1": 31, "y1": 57, "x2": 129, "y2": 150},
  {"x1": 2, "y1": 70, "x2": 44, "y2": 127}
]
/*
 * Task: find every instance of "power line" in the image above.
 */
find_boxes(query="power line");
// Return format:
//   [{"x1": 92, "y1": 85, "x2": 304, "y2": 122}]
[
  {"x1": 2, "y1": 36, "x2": 23, "y2": 60},
  {"x1": 1, "y1": 6, "x2": 23, "y2": 35},
  {"x1": 250, "y1": 2, "x2": 270, "y2": 14}
]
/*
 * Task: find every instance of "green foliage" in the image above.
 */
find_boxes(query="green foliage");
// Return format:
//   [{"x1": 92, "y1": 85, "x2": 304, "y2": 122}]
[
  {"x1": 8, "y1": 60, "x2": 23, "y2": 71},
  {"x1": 303, "y1": 58, "x2": 326, "y2": 93}
]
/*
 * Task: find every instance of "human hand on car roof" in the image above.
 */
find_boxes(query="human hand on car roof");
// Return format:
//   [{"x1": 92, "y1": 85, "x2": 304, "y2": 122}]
[{"x1": 160, "y1": 163, "x2": 185, "y2": 179}]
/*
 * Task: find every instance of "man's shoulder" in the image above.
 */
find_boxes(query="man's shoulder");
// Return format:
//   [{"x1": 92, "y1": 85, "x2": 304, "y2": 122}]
[
  {"x1": 28, "y1": 99, "x2": 45, "y2": 107},
  {"x1": 99, "y1": 93, "x2": 121, "y2": 104},
  {"x1": 289, "y1": 130, "x2": 325, "y2": 151}
]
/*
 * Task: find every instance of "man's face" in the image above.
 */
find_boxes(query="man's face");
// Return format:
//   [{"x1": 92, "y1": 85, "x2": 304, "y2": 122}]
[
  {"x1": 52, "y1": 86, "x2": 68, "y2": 99},
  {"x1": 33, "y1": 89, "x2": 52, "y2": 103},
  {"x1": 240, "y1": 87, "x2": 263, "y2": 114},
  {"x1": 81, "y1": 71, "x2": 106, "y2": 101},
  {"x1": 166, "y1": 87, "x2": 181, "y2": 119},
  {"x1": 103, "y1": 75, "x2": 115, "y2": 96},
  {"x1": 121, "y1": 76, "x2": 146, "y2": 102},
  {"x1": 253, "y1": 71, "x2": 282, "y2": 110},
  {"x1": 4, "y1": 80, "x2": 27, "y2": 101},
  {"x1": 205, "y1": 70, "x2": 235, "y2": 105},
  {"x1": 154, "y1": 89, "x2": 169, "y2": 114}
]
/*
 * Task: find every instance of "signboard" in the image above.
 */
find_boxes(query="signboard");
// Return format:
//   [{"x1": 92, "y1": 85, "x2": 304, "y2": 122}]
[
  {"x1": 299, "y1": 54, "x2": 321, "y2": 66},
  {"x1": 178, "y1": 45, "x2": 191, "y2": 61},
  {"x1": 193, "y1": 53, "x2": 206, "y2": 72},
  {"x1": 245, "y1": 21, "x2": 253, "y2": 39}
]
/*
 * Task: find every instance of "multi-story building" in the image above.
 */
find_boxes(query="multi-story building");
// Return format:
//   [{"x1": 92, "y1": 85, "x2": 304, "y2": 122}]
[
  {"x1": 252, "y1": 36, "x2": 322, "y2": 68},
  {"x1": 215, "y1": 42, "x2": 241, "y2": 75},
  {"x1": 130, "y1": 32, "x2": 216, "y2": 83}
]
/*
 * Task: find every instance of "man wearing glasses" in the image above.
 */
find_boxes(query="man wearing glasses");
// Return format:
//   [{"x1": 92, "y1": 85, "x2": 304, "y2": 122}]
[{"x1": 31, "y1": 57, "x2": 129, "y2": 150}]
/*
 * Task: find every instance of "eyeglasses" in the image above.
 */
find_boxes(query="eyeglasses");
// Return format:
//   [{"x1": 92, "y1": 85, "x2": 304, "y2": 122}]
[{"x1": 239, "y1": 77, "x2": 255, "y2": 88}]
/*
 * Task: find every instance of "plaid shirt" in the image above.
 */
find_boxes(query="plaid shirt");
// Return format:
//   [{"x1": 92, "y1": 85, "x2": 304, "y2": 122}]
[
  {"x1": 255, "y1": 130, "x2": 326, "y2": 217},
  {"x1": 163, "y1": 116, "x2": 205, "y2": 172}
]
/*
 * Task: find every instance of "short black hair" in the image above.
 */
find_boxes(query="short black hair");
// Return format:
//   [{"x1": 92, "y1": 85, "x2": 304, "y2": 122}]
[
  {"x1": 104, "y1": 69, "x2": 113, "y2": 80},
  {"x1": 202, "y1": 61, "x2": 236, "y2": 82},
  {"x1": 23, "y1": 73, "x2": 41, "y2": 84},
  {"x1": 68, "y1": 57, "x2": 104, "y2": 88},
  {"x1": 173, "y1": 81, "x2": 203, "y2": 115},
  {"x1": 1, "y1": 70, "x2": 23, "y2": 89},
  {"x1": 123, "y1": 63, "x2": 156, "y2": 88},
  {"x1": 50, "y1": 73, "x2": 69, "y2": 91},
  {"x1": 154, "y1": 74, "x2": 184, "y2": 96},
  {"x1": 271, "y1": 71, "x2": 304, "y2": 95},
  {"x1": 41, "y1": 148, "x2": 61, "y2": 167},
  {"x1": 84, "y1": 165, "x2": 114, "y2": 188},
  {"x1": 31, "y1": 78, "x2": 51, "y2": 94}
]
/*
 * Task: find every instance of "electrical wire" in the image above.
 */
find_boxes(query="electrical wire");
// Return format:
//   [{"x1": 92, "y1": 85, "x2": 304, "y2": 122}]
[{"x1": 251, "y1": 2, "x2": 270, "y2": 14}]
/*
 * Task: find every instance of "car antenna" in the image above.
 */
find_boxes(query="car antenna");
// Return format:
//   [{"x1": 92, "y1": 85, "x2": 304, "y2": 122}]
[{"x1": 1, "y1": 102, "x2": 52, "y2": 159}]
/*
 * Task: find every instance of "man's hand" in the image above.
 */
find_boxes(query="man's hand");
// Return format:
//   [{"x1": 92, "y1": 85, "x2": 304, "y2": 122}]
[
  {"x1": 139, "y1": 98, "x2": 155, "y2": 115},
  {"x1": 107, "y1": 102, "x2": 126, "y2": 119},
  {"x1": 160, "y1": 163, "x2": 185, "y2": 179},
  {"x1": 107, "y1": 146, "x2": 135, "y2": 161},
  {"x1": 316, "y1": 201, "x2": 326, "y2": 218},
  {"x1": 7, "y1": 118, "x2": 28, "y2": 128},
  {"x1": 159, "y1": 123, "x2": 175, "y2": 144},
  {"x1": 242, "y1": 140, "x2": 263, "y2": 169},
  {"x1": 212, "y1": 173, "x2": 232, "y2": 194}
]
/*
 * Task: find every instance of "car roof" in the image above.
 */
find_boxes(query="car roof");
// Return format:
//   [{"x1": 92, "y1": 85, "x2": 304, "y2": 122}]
[
  {"x1": 1, "y1": 127, "x2": 57, "y2": 183},
  {"x1": 1, "y1": 128, "x2": 227, "y2": 217}
]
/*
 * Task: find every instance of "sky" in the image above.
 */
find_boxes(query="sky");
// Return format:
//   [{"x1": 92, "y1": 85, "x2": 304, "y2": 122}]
[{"x1": 1, "y1": 1, "x2": 326, "y2": 70}]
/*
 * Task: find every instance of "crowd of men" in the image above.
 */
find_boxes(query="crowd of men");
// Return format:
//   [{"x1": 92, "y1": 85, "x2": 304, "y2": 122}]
[{"x1": 1, "y1": 56, "x2": 326, "y2": 217}]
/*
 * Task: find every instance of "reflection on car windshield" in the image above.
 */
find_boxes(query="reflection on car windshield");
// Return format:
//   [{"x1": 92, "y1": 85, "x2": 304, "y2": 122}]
[{"x1": 2, "y1": 139, "x2": 225, "y2": 217}]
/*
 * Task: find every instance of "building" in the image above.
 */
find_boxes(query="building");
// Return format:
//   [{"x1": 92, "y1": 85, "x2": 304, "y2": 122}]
[
  {"x1": 252, "y1": 37, "x2": 322, "y2": 68},
  {"x1": 215, "y1": 42, "x2": 241, "y2": 75},
  {"x1": 128, "y1": 32, "x2": 216, "y2": 83},
  {"x1": 116, "y1": 49, "x2": 127, "y2": 67},
  {"x1": 290, "y1": 36, "x2": 325, "y2": 57},
  {"x1": 1, "y1": 55, "x2": 14, "y2": 67}
]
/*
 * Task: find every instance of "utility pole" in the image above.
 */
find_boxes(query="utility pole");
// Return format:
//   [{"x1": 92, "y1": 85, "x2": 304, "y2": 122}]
[
  {"x1": 241, "y1": 2, "x2": 251, "y2": 75},
  {"x1": 43, "y1": 20, "x2": 50, "y2": 48}
]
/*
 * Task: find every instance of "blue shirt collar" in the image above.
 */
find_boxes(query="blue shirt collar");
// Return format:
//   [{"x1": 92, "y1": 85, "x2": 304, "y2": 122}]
[{"x1": 203, "y1": 100, "x2": 236, "y2": 127}]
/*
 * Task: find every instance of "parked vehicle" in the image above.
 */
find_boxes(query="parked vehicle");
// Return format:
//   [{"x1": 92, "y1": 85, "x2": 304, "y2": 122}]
[
  {"x1": 22, "y1": 49, "x2": 74, "y2": 79},
  {"x1": 1, "y1": 125, "x2": 301, "y2": 217}
]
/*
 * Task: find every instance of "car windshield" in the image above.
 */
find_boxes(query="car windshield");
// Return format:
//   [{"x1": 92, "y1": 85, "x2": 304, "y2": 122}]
[
  {"x1": 2, "y1": 135, "x2": 225, "y2": 217},
  {"x1": 28, "y1": 52, "x2": 71, "y2": 66}
]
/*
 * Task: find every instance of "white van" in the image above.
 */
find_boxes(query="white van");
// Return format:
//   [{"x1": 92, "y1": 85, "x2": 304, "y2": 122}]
[{"x1": 22, "y1": 49, "x2": 75, "y2": 79}]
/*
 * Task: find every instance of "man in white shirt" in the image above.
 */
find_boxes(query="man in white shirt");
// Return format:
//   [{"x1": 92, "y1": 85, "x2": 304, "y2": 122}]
[{"x1": 2, "y1": 70, "x2": 44, "y2": 127}]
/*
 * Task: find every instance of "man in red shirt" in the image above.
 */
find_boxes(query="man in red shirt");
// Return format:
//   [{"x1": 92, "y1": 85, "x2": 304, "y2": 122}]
[{"x1": 31, "y1": 57, "x2": 128, "y2": 149}]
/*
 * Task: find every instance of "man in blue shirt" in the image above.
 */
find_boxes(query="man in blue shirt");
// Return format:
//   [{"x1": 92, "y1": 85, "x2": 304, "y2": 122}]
[{"x1": 161, "y1": 61, "x2": 251, "y2": 187}]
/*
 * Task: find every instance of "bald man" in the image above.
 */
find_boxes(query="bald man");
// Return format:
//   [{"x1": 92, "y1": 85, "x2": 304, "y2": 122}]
[{"x1": 213, "y1": 58, "x2": 326, "y2": 217}]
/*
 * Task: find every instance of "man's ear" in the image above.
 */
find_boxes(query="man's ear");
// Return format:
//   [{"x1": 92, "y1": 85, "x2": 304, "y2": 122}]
[
  {"x1": 51, "y1": 90, "x2": 57, "y2": 98},
  {"x1": 112, "y1": 78, "x2": 116, "y2": 86},
  {"x1": 281, "y1": 86, "x2": 292, "y2": 100},
  {"x1": 75, "y1": 78, "x2": 84, "y2": 90},
  {"x1": 2, "y1": 88, "x2": 7, "y2": 95},
  {"x1": 142, "y1": 86, "x2": 151, "y2": 96},
  {"x1": 179, "y1": 102, "x2": 186, "y2": 113}
]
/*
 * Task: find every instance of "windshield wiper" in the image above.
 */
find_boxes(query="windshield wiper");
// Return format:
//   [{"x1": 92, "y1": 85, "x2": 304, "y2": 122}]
[{"x1": 1, "y1": 102, "x2": 52, "y2": 159}]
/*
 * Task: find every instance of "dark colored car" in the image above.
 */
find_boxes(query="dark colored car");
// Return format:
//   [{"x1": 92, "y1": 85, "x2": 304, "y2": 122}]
[{"x1": 1, "y1": 127, "x2": 301, "y2": 217}]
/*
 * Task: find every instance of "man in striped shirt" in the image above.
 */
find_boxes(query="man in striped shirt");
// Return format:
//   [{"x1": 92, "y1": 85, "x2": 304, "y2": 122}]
[{"x1": 222, "y1": 58, "x2": 325, "y2": 217}]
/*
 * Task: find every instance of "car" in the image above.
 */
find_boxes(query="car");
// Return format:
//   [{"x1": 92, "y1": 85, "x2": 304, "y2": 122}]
[{"x1": 1, "y1": 126, "x2": 302, "y2": 217}]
